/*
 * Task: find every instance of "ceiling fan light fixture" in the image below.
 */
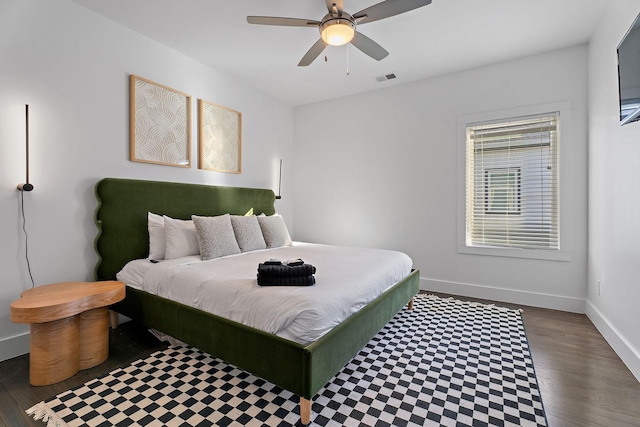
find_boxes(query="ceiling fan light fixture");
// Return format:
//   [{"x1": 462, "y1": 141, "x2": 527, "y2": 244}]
[
  {"x1": 320, "y1": 18, "x2": 355, "y2": 46},
  {"x1": 248, "y1": 0, "x2": 433, "y2": 66}
]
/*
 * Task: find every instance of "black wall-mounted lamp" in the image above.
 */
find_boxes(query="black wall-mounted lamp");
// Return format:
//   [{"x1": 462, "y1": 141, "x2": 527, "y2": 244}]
[
  {"x1": 17, "y1": 104, "x2": 33, "y2": 192},
  {"x1": 275, "y1": 158, "x2": 282, "y2": 199}
]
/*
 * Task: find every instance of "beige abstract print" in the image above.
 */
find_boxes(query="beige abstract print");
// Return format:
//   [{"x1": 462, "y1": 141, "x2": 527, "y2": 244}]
[
  {"x1": 198, "y1": 99, "x2": 241, "y2": 173},
  {"x1": 130, "y1": 75, "x2": 191, "y2": 167}
]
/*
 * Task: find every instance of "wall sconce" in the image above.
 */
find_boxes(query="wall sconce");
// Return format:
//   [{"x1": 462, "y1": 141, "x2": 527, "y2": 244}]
[
  {"x1": 17, "y1": 104, "x2": 34, "y2": 192},
  {"x1": 276, "y1": 159, "x2": 282, "y2": 199}
]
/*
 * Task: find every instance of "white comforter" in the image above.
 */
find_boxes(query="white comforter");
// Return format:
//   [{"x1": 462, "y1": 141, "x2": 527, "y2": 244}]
[{"x1": 117, "y1": 242, "x2": 412, "y2": 345}]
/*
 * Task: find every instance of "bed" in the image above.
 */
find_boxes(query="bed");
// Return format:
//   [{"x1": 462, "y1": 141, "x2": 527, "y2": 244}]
[{"x1": 94, "y1": 177, "x2": 420, "y2": 425}]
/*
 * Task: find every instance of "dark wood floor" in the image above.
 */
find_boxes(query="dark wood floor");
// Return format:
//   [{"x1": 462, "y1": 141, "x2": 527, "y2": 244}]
[
  {"x1": 1, "y1": 295, "x2": 639, "y2": 427},
  {"x1": 432, "y1": 293, "x2": 640, "y2": 427},
  {"x1": 0, "y1": 322, "x2": 167, "y2": 427}
]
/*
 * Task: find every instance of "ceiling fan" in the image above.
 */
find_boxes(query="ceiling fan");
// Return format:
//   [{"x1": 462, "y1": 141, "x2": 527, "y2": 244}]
[{"x1": 247, "y1": 0, "x2": 432, "y2": 66}]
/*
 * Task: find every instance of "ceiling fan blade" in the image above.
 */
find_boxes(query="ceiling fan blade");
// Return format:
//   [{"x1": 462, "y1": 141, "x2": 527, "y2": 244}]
[
  {"x1": 247, "y1": 16, "x2": 320, "y2": 27},
  {"x1": 350, "y1": 31, "x2": 389, "y2": 61},
  {"x1": 353, "y1": 0, "x2": 431, "y2": 24},
  {"x1": 325, "y1": 0, "x2": 344, "y2": 15},
  {"x1": 298, "y1": 38, "x2": 327, "y2": 66}
]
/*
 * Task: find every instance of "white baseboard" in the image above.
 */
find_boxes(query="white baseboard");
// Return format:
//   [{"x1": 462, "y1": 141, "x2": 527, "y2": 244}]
[
  {"x1": 0, "y1": 332, "x2": 30, "y2": 363},
  {"x1": 585, "y1": 300, "x2": 640, "y2": 383},
  {"x1": 420, "y1": 277, "x2": 586, "y2": 313}
]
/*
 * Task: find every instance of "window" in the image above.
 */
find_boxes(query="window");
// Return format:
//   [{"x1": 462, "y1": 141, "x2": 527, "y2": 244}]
[
  {"x1": 465, "y1": 112, "x2": 559, "y2": 250},
  {"x1": 484, "y1": 168, "x2": 521, "y2": 215}
]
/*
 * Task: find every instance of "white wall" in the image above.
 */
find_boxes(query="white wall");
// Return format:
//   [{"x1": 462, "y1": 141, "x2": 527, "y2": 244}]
[
  {"x1": 587, "y1": 0, "x2": 640, "y2": 381},
  {"x1": 293, "y1": 45, "x2": 588, "y2": 313},
  {"x1": 0, "y1": 0, "x2": 293, "y2": 362}
]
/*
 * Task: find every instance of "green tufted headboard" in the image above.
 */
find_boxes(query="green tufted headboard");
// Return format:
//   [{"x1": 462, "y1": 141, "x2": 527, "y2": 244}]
[{"x1": 94, "y1": 178, "x2": 276, "y2": 281}]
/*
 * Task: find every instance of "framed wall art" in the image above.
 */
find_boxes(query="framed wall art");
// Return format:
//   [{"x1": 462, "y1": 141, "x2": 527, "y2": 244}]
[
  {"x1": 198, "y1": 99, "x2": 242, "y2": 174},
  {"x1": 129, "y1": 75, "x2": 191, "y2": 167}
]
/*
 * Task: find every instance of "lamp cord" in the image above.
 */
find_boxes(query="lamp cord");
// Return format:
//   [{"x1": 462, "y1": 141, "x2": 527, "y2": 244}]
[{"x1": 20, "y1": 191, "x2": 35, "y2": 288}]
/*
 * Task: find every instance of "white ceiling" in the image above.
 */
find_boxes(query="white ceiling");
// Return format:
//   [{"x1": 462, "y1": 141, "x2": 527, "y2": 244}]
[{"x1": 71, "y1": 0, "x2": 611, "y2": 106}]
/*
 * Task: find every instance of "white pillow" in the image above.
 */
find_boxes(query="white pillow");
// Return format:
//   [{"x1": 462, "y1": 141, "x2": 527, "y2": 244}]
[
  {"x1": 257, "y1": 214, "x2": 292, "y2": 248},
  {"x1": 192, "y1": 214, "x2": 241, "y2": 260},
  {"x1": 163, "y1": 215, "x2": 200, "y2": 259},
  {"x1": 148, "y1": 212, "x2": 166, "y2": 261},
  {"x1": 230, "y1": 215, "x2": 267, "y2": 252}
]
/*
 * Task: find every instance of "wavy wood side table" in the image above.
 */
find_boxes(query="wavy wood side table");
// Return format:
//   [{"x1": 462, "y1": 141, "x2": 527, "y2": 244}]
[{"x1": 10, "y1": 281, "x2": 125, "y2": 386}]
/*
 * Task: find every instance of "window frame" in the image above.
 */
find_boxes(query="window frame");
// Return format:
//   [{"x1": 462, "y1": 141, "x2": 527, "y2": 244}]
[{"x1": 457, "y1": 102, "x2": 572, "y2": 262}]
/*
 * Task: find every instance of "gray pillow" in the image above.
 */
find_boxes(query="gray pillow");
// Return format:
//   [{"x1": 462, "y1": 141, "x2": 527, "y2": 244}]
[
  {"x1": 257, "y1": 214, "x2": 292, "y2": 248},
  {"x1": 230, "y1": 215, "x2": 267, "y2": 252},
  {"x1": 192, "y1": 214, "x2": 241, "y2": 260}
]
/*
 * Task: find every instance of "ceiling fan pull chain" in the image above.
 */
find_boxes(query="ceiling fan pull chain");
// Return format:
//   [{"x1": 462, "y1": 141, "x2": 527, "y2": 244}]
[{"x1": 346, "y1": 44, "x2": 350, "y2": 75}]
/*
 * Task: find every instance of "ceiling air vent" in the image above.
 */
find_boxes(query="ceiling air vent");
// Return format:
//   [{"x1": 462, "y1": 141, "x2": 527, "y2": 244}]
[{"x1": 375, "y1": 73, "x2": 397, "y2": 82}]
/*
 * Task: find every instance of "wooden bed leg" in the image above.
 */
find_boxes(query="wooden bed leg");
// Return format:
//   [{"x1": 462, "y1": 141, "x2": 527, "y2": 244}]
[
  {"x1": 300, "y1": 397, "x2": 311, "y2": 425},
  {"x1": 408, "y1": 298, "x2": 414, "y2": 310},
  {"x1": 109, "y1": 310, "x2": 119, "y2": 329}
]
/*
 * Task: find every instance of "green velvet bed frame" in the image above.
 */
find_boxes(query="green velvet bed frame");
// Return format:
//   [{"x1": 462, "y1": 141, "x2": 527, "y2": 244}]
[{"x1": 94, "y1": 177, "x2": 420, "y2": 425}]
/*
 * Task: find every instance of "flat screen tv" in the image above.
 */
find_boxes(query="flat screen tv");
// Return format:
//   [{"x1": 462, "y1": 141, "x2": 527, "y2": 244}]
[{"x1": 618, "y1": 13, "x2": 640, "y2": 126}]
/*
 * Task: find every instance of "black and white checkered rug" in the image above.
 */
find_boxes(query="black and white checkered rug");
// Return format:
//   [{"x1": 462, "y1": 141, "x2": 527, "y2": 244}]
[{"x1": 27, "y1": 294, "x2": 547, "y2": 427}]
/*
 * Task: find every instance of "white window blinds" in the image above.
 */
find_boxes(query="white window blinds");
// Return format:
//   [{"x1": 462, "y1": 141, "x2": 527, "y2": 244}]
[{"x1": 465, "y1": 112, "x2": 559, "y2": 250}]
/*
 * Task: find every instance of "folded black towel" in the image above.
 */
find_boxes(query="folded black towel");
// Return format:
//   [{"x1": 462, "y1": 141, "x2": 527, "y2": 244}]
[
  {"x1": 257, "y1": 263, "x2": 316, "y2": 277},
  {"x1": 257, "y1": 274, "x2": 315, "y2": 286}
]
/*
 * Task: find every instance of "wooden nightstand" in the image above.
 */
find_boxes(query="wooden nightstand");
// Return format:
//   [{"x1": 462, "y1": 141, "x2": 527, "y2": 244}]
[{"x1": 10, "y1": 281, "x2": 125, "y2": 386}]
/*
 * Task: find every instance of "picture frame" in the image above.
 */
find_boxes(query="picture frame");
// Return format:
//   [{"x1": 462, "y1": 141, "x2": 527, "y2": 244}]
[
  {"x1": 198, "y1": 99, "x2": 242, "y2": 174},
  {"x1": 129, "y1": 75, "x2": 191, "y2": 167}
]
